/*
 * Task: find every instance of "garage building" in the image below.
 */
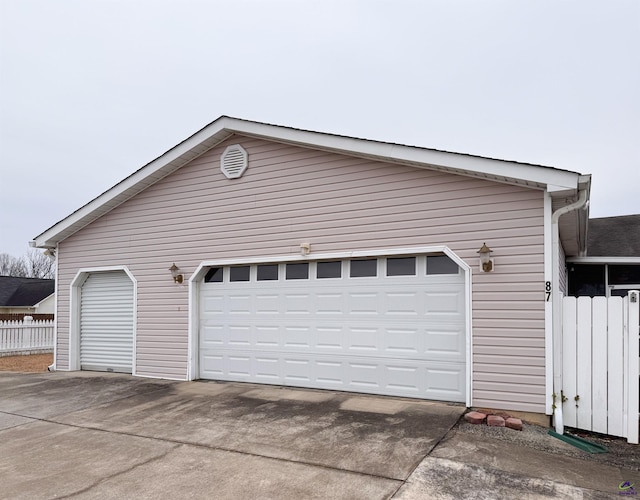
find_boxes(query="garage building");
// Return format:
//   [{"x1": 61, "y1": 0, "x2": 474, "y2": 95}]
[{"x1": 32, "y1": 116, "x2": 591, "y2": 415}]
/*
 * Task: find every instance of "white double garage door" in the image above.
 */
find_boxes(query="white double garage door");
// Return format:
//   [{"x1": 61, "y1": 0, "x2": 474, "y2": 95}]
[{"x1": 199, "y1": 254, "x2": 467, "y2": 402}]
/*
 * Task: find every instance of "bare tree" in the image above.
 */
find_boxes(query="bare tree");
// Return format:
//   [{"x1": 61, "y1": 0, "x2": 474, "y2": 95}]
[
  {"x1": 0, "y1": 251, "x2": 55, "y2": 279},
  {"x1": 23, "y1": 249, "x2": 56, "y2": 279},
  {"x1": 0, "y1": 253, "x2": 27, "y2": 277}
]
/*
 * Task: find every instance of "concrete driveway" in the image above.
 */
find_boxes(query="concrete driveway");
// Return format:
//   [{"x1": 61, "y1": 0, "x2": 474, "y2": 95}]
[
  {"x1": 2, "y1": 372, "x2": 638, "y2": 499},
  {"x1": 0, "y1": 372, "x2": 463, "y2": 499}
]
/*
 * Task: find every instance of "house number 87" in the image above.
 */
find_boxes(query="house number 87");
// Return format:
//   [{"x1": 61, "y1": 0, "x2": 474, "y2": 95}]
[{"x1": 545, "y1": 281, "x2": 551, "y2": 301}]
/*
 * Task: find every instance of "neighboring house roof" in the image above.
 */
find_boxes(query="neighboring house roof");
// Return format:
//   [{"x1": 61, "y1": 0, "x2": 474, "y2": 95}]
[
  {"x1": 31, "y1": 115, "x2": 591, "y2": 254},
  {"x1": 587, "y1": 215, "x2": 640, "y2": 257},
  {"x1": 0, "y1": 276, "x2": 55, "y2": 307}
]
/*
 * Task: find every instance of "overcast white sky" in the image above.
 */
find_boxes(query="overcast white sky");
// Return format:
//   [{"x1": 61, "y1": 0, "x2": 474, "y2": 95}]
[{"x1": 1, "y1": 0, "x2": 638, "y2": 259}]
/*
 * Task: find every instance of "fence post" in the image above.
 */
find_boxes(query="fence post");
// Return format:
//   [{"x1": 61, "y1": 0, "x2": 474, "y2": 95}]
[
  {"x1": 23, "y1": 315, "x2": 33, "y2": 350},
  {"x1": 627, "y1": 291, "x2": 639, "y2": 444},
  {"x1": 0, "y1": 321, "x2": 5, "y2": 350}
]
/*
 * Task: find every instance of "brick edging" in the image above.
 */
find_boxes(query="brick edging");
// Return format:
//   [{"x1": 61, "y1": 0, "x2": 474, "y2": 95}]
[{"x1": 464, "y1": 410, "x2": 523, "y2": 431}]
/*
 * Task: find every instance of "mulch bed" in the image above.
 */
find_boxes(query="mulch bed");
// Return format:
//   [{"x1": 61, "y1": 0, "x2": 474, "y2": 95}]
[{"x1": 0, "y1": 354, "x2": 53, "y2": 372}]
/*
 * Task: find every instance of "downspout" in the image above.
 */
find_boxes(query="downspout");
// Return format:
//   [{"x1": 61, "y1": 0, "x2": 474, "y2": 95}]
[
  {"x1": 551, "y1": 188, "x2": 588, "y2": 434},
  {"x1": 30, "y1": 240, "x2": 58, "y2": 372}
]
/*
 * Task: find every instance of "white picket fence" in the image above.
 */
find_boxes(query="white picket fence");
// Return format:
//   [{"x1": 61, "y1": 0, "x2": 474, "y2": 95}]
[
  {"x1": 0, "y1": 316, "x2": 54, "y2": 354},
  {"x1": 561, "y1": 291, "x2": 640, "y2": 443}
]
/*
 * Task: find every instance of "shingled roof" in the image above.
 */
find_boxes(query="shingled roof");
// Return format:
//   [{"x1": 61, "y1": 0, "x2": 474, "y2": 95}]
[
  {"x1": 0, "y1": 276, "x2": 55, "y2": 307},
  {"x1": 587, "y1": 214, "x2": 640, "y2": 257}
]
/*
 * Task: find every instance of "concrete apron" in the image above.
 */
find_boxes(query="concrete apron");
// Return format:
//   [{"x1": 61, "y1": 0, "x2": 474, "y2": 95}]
[
  {"x1": 0, "y1": 372, "x2": 464, "y2": 500},
  {"x1": 395, "y1": 431, "x2": 640, "y2": 499}
]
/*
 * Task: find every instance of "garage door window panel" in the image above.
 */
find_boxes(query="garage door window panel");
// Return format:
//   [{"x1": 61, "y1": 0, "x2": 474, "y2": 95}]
[
  {"x1": 387, "y1": 257, "x2": 416, "y2": 276},
  {"x1": 317, "y1": 261, "x2": 342, "y2": 279},
  {"x1": 204, "y1": 267, "x2": 224, "y2": 283},
  {"x1": 286, "y1": 263, "x2": 309, "y2": 280},
  {"x1": 350, "y1": 259, "x2": 377, "y2": 278},
  {"x1": 257, "y1": 264, "x2": 279, "y2": 281},
  {"x1": 230, "y1": 266, "x2": 250, "y2": 282},
  {"x1": 427, "y1": 255, "x2": 459, "y2": 275}
]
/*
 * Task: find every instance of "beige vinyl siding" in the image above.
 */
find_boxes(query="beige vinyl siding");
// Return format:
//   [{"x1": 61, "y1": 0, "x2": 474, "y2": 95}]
[{"x1": 55, "y1": 135, "x2": 545, "y2": 411}]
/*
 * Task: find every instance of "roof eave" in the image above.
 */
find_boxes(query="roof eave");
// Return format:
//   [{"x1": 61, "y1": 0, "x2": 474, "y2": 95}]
[
  {"x1": 33, "y1": 122, "x2": 236, "y2": 248},
  {"x1": 32, "y1": 115, "x2": 585, "y2": 248},
  {"x1": 226, "y1": 118, "x2": 582, "y2": 189}
]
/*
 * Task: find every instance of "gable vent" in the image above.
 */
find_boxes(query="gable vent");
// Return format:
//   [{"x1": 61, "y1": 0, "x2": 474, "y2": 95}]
[{"x1": 220, "y1": 144, "x2": 248, "y2": 179}]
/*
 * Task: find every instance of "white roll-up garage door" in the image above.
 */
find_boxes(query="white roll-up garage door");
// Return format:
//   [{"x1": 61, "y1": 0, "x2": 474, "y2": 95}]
[
  {"x1": 80, "y1": 271, "x2": 134, "y2": 373},
  {"x1": 199, "y1": 254, "x2": 467, "y2": 402}
]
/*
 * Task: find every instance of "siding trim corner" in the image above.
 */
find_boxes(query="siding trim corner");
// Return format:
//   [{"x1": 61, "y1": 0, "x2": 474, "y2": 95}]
[
  {"x1": 51, "y1": 244, "x2": 59, "y2": 372},
  {"x1": 544, "y1": 192, "x2": 553, "y2": 415}
]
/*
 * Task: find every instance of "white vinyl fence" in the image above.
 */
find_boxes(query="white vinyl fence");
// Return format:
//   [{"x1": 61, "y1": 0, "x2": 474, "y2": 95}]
[
  {"x1": 0, "y1": 316, "x2": 54, "y2": 354},
  {"x1": 561, "y1": 291, "x2": 640, "y2": 443}
]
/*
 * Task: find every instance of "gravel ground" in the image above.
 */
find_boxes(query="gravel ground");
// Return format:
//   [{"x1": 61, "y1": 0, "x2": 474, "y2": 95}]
[
  {"x1": 0, "y1": 353, "x2": 53, "y2": 372},
  {"x1": 453, "y1": 415, "x2": 640, "y2": 472}
]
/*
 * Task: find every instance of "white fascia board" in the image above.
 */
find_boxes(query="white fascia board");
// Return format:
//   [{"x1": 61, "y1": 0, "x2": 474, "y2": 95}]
[
  {"x1": 547, "y1": 185, "x2": 575, "y2": 194},
  {"x1": 32, "y1": 115, "x2": 582, "y2": 248},
  {"x1": 223, "y1": 118, "x2": 582, "y2": 190},
  {"x1": 33, "y1": 293, "x2": 55, "y2": 309},
  {"x1": 32, "y1": 123, "x2": 234, "y2": 248}
]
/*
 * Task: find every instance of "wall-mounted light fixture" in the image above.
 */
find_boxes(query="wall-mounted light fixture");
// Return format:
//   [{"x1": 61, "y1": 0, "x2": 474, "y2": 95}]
[
  {"x1": 477, "y1": 243, "x2": 494, "y2": 272},
  {"x1": 300, "y1": 242, "x2": 311, "y2": 256},
  {"x1": 169, "y1": 263, "x2": 184, "y2": 284}
]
